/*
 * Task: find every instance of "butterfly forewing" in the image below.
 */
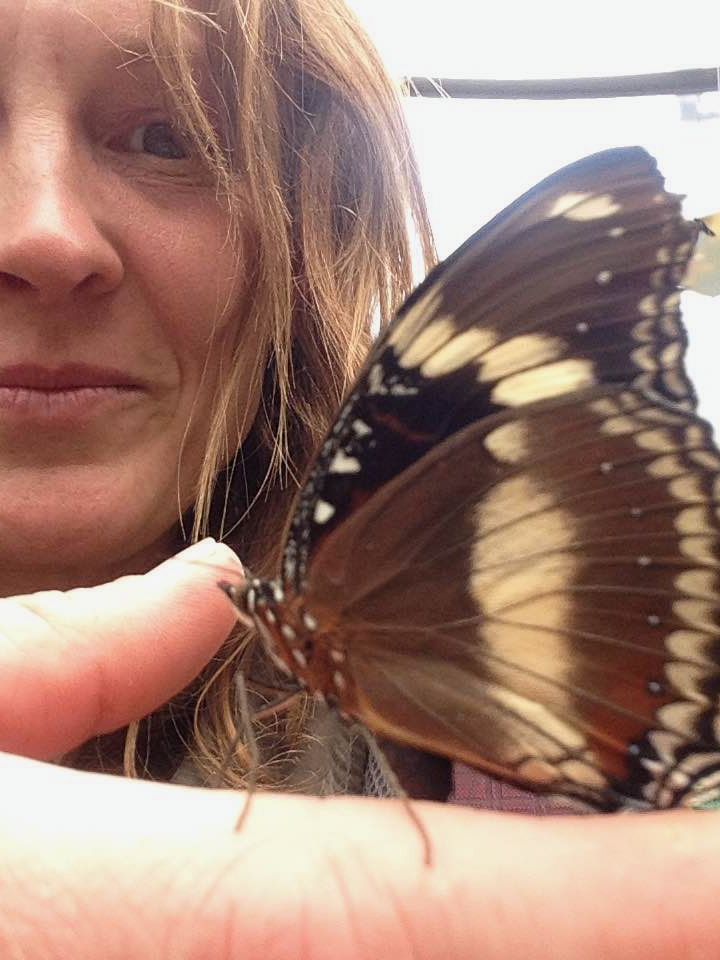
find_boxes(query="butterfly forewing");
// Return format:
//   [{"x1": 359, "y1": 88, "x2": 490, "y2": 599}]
[
  {"x1": 234, "y1": 146, "x2": 720, "y2": 810},
  {"x1": 283, "y1": 147, "x2": 697, "y2": 591}
]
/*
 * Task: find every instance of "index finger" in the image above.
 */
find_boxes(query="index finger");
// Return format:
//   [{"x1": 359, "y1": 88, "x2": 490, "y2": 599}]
[
  {"x1": 0, "y1": 538, "x2": 243, "y2": 758},
  {"x1": 2, "y1": 752, "x2": 718, "y2": 960}
]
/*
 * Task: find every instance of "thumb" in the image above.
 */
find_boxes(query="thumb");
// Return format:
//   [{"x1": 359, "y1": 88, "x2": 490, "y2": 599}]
[{"x1": 0, "y1": 539, "x2": 244, "y2": 759}]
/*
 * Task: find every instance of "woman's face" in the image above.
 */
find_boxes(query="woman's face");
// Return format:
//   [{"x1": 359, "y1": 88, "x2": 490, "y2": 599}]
[{"x1": 0, "y1": 0, "x2": 258, "y2": 593}]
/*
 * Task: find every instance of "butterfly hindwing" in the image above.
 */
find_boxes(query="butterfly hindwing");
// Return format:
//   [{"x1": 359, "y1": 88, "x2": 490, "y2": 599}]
[{"x1": 306, "y1": 386, "x2": 720, "y2": 808}]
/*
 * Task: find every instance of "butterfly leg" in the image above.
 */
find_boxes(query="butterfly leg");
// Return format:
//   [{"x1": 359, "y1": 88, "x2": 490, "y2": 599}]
[{"x1": 352, "y1": 723, "x2": 433, "y2": 867}]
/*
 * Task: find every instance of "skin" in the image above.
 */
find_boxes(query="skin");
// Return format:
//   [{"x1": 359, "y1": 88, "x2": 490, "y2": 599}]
[
  {"x1": 0, "y1": 0, "x2": 259, "y2": 595},
  {"x1": 1, "y1": 539, "x2": 719, "y2": 960},
  {"x1": 2, "y1": 2, "x2": 719, "y2": 957}
]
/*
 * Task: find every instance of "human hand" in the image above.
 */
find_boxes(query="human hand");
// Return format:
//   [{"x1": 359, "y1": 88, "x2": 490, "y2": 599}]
[{"x1": 0, "y1": 540, "x2": 717, "y2": 959}]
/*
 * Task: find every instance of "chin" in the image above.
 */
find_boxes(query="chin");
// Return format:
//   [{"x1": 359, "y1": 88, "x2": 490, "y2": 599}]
[{"x1": 0, "y1": 475, "x2": 179, "y2": 592}]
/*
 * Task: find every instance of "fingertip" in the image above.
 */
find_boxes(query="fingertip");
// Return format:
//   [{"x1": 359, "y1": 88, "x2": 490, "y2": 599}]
[
  {"x1": 151, "y1": 539, "x2": 245, "y2": 592},
  {"x1": 174, "y1": 538, "x2": 244, "y2": 572}
]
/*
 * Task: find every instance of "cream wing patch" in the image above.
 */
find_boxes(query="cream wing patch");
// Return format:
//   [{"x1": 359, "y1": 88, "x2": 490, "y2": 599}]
[
  {"x1": 491, "y1": 359, "x2": 596, "y2": 406},
  {"x1": 548, "y1": 191, "x2": 622, "y2": 221},
  {"x1": 468, "y1": 466, "x2": 583, "y2": 755}
]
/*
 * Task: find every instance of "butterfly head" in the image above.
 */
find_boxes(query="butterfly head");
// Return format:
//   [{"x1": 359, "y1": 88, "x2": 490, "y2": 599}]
[
  {"x1": 218, "y1": 577, "x2": 289, "y2": 676},
  {"x1": 220, "y1": 576, "x2": 310, "y2": 682},
  {"x1": 220, "y1": 576, "x2": 355, "y2": 710}
]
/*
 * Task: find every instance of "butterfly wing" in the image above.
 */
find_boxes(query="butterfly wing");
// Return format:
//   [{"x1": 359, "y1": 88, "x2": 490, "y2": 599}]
[
  {"x1": 305, "y1": 386, "x2": 720, "y2": 808},
  {"x1": 269, "y1": 146, "x2": 720, "y2": 809},
  {"x1": 282, "y1": 146, "x2": 698, "y2": 593}
]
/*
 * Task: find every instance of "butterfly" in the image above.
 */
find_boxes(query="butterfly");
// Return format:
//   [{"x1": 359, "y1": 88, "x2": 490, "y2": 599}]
[{"x1": 222, "y1": 145, "x2": 720, "y2": 812}]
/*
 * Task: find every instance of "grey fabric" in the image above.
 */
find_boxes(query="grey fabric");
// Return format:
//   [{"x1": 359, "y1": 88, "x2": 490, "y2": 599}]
[
  {"x1": 297, "y1": 705, "x2": 395, "y2": 797},
  {"x1": 285, "y1": 702, "x2": 370, "y2": 796},
  {"x1": 362, "y1": 748, "x2": 395, "y2": 798}
]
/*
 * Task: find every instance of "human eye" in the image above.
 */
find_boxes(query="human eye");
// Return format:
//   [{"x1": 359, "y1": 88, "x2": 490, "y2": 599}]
[{"x1": 111, "y1": 119, "x2": 190, "y2": 161}]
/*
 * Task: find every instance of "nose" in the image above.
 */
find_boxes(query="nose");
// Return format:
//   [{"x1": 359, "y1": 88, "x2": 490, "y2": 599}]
[{"x1": 0, "y1": 134, "x2": 124, "y2": 306}]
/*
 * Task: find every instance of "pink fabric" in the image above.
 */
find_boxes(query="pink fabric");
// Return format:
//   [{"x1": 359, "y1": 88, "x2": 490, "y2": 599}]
[{"x1": 451, "y1": 763, "x2": 588, "y2": 815}]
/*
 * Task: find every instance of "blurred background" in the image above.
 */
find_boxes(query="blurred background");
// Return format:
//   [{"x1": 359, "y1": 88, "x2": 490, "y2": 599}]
[{"x1": 349, "y1": 0, "x2": 720, "y2": 424}]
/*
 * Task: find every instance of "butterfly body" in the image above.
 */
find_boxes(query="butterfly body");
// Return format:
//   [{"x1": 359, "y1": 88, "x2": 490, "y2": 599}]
[
  {"x1": 225, "y1": 146, "x2": 720, "y2": 812},
  {"x1": 242, "y1": 576, "x2": 357, "y2": 708}
]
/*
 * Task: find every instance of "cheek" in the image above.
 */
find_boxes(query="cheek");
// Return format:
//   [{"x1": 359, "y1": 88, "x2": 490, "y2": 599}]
[
  {"x1": 172, "y1": 317, "x2": 266, "y2": 511},
  {"x1": 156, "y1": 220, "x2": 264, "y2": 475},
  {"x1": 133, "y1": 192, "x2": 259, "y2": 390},
  {"x1": 139, "y1": 209, "x2": 242, "y2": 355},
  {"x1": 119, "y1": 189, "x2": 265, "y2": 498}
]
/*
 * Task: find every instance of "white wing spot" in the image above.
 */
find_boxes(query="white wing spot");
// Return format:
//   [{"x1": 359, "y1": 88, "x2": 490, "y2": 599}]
[
  {"x1": 548, "y1": 191, "x2": 591, "y2": 217},
  {"x1": 389, "y1": 381, "x2": 419, "y2": 396},
  {"x1": 484, "y1": 420, "x2": 533, "y2": 465},
  {"x1": 638, "y1": 294, "x2": 659, "y2": 316},
  {"x1": 559, "y1": 760, "x2": 607, "y2": 791},
  {"x1": 576, "y1": 321, "x2": 589, "y2": 333},
  {"x1": 245, "y1": 589, "x2": 256, "y2": 615},
  {"x1": 367, "y1": 363, "x2": 387, "y2": 395},
  {"x1": 397, "y1": 316, "x2": 456, "y2": 369},
  {"x1": 596, "y1": 270, "x2": 613, "y2": 284},
  {"x1": 553, "y1": 192, "x2": 622, "y2": 221},
  {"x1": 661, "y1": 342, "x2": 682, "y2": 367},
  {"x1": 608, "y1": 226, "x2": 626, "y2": 238},
  {"x1": 329, "y1": 450, "x2": 361, "y2": 475},
  {"x1": 352, "y1": 419, "x2": 372, "y2": 438},
  {"x1": 292, "y1": 649, "x2": 308, "y2": 669},
  {"x1": 490, "y1": 359, "x2": 594, "y2": 406},
  {"x1": 657, "y1": 701, "x2": 704, "y2": 738},
  {"x1": 332, "y1": 670, "x2": 347, "y2": 692},
  {"x1": 314, "y1": 500, "x2": 336, "y2": 525},
  {"x1": 480, "y1": 334, "x2": 564, "y2": 382},
  {"x1": 367, "y1": 361, "x2": 419, "y2": 396},
  {"x1": 420, "y1": 326, "x2": 497, "y2": 378}
]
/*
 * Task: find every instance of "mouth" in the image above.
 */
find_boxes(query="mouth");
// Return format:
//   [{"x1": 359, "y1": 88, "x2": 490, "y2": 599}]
[
  {"x1": 0, "y1": 363, "x2": 142, "y2": 390},
  {"x1": 0, "y1": 364, "x2": 145, "y2": 424}
]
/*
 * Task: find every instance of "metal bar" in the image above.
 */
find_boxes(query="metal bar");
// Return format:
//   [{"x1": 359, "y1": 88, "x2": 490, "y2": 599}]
[{"x1": 404, "y1": 68, "x2": 720, "y2": 101}]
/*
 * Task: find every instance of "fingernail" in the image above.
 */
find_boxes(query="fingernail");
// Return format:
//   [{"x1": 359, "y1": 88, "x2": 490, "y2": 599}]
[{"x1": 176, "y1": 538, "x2": 244, "y2": 571}]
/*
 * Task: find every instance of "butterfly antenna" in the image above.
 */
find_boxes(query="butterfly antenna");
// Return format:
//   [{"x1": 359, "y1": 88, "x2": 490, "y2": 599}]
[
  {"x1": 230, "y1": 676, "x2": 304, "y2": 828},
  {"x1": 208, "y1": 669, "x2": 258, "y2": 828},
  {"x1": 352, "y1": 723, "x2": 433, "y2": 868}
]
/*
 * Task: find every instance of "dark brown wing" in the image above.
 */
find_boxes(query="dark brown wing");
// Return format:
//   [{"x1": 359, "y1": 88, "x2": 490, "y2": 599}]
[
  {"x1": 306, "y1": 387, "x2": 720, "y2": 809},
  {"x1": 282, "y1": 147, "x2": 698, "y2": 592}
]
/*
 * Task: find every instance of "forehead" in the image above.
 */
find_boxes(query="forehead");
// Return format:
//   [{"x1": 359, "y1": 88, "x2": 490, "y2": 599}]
[{"x1": 0, "y1": 0, "x2": 203, "y2": 73}]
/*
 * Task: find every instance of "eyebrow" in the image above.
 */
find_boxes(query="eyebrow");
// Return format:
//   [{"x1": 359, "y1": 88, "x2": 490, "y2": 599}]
[{"x1": 73, "y1": 15, "x2": 203, "y2": 71}]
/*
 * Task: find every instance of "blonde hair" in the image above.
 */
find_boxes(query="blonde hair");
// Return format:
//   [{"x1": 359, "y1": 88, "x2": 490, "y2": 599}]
[{"x1": 71, "y1": 0, "x2": 435, "y2": 785}]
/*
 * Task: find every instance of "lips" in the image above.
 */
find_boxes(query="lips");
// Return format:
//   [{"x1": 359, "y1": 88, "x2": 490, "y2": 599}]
[
  {"x1": 0, "y1": 363, "x2": 141, "y2": 390},
  {"x1": 0, "y1": 363, "x2": 146, "y2": 425}
]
